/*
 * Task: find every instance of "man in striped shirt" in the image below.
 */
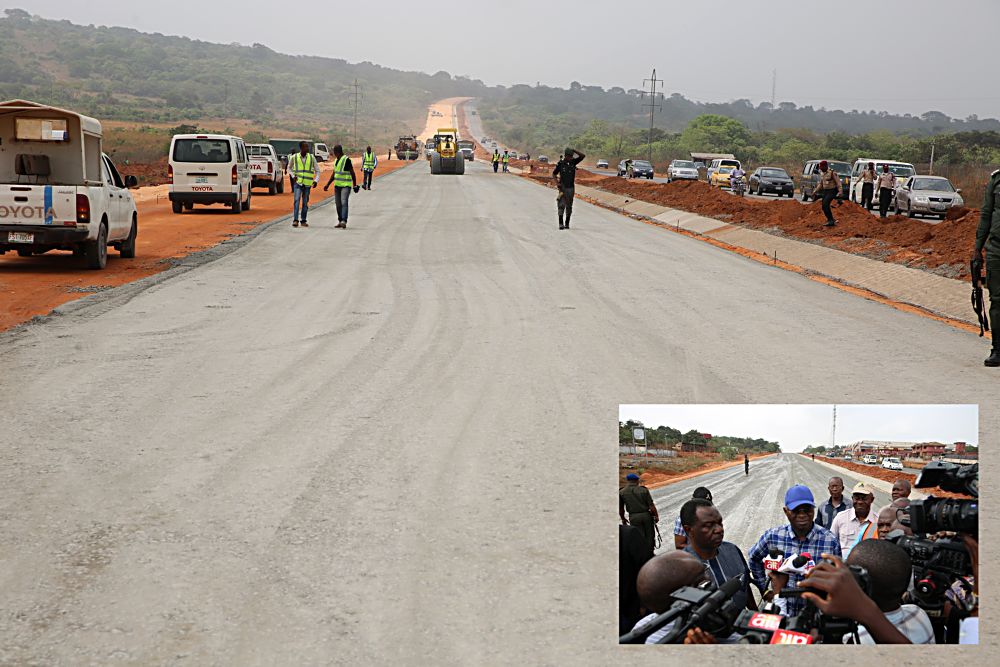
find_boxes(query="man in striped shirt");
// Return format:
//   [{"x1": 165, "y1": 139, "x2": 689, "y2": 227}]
[{"x1": 747, "y1": 484, "x2": 842, "y2": 616}]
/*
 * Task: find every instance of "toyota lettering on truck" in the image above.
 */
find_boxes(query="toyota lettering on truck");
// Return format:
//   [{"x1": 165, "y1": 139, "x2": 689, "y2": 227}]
[{"x1": 0, "y1": 99, "x2": 138, "y2": 269}]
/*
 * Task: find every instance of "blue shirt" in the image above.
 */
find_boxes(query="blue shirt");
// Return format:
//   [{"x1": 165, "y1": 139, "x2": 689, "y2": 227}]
[{"x1": 747, "y1": 524, "x2": 842, "y2": 616}]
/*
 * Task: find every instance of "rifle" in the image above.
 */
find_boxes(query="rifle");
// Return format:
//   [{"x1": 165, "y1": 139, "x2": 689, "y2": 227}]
[{"x1": 971, "y1": 257, "x2": 990, "y2": 337}]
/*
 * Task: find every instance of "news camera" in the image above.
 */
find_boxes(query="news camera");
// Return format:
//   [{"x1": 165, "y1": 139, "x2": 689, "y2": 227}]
[
  {"x1": 618, "y1": 576, "x2": 744, "y2": 644},
  {"x1": 899, "y1": 461, "x2": 978, "y2": 537}
]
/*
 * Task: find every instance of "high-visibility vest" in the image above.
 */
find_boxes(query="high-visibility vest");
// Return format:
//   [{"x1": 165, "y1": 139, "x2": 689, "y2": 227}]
[
  {"x1": 502, "y1": 154, "x2": 509, "y2": 163},
  {"x1": 291, "y1": 153, "x2": 315, "y2": 186},
  {"x1": 363, "y1": 151, "x2": 376, "y2": 170},
  {"x1": 493, "y1": 152, "x2": 500, "y2": 162},
  {"x1": 333, "y1": 154, "x2": 352, "y2": 187}
]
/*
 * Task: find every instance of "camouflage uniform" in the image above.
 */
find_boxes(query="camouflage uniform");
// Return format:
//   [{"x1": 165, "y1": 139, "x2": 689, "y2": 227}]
[
  {"x1": 975, "y1": 169, "x2": 1000, "y2": 365},
  {"x1": 619, "y1": 481, "x2": 657, "y2": 555}
]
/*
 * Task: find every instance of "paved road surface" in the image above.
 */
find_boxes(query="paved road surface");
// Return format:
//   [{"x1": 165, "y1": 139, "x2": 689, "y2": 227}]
[
  {"x1": 0, "y1": 156, "x2": 993, "y2": 664},
  {"x1": 649, "y1": 453, "x2": 892, "y2": 556}
]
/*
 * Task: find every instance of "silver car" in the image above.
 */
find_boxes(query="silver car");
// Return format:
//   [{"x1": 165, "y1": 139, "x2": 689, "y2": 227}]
[
  {"x1": 894, "y1": 175, "x2": 964, "y2": 219},
  {"x1": 596, "y1": 158, "x2": 609, "y2": 169},
  {"x1": 666, "y1": 159, "x2": 700, "y2": 182}
]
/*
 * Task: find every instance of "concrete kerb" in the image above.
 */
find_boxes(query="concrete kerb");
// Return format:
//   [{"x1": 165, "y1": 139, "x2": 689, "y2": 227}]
[
  {"x1": 1, "y1": 163, "x2": 417, "y2": 338},
  {"x1": 801, "y1": 454, "x2": 928, "y2": 501}
]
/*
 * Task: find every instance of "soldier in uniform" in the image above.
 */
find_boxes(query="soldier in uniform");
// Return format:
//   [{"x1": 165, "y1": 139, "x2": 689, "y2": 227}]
[
  {"x1": 974, "y1": 168, "x2": 1000, "y2": 366},
  {"x1": 619, "y1": 473, "x2": 660, "y2": 556}
]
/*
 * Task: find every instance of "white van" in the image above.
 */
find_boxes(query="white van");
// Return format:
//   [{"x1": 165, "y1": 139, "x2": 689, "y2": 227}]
[
  {"x1": 706, "y1": 157, "x2": 742, "y2": 183},
  {"x1": 314, "y1": 143, "x2": 330, "y2": 162},
  {"x1": 849, "y1": 159, "x2": 915, "y2": 204},
  {"x1": 168, "y1": 134, "x2": 251, "y2": 214}
]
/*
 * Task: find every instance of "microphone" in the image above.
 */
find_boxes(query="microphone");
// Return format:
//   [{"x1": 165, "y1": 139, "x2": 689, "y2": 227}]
[
  {"x1": 763, "y1": 548, "x2": 784, "y2": 572},
  {"x1": 778, "y1": 552, "x2": 815, "y2": 576},
  {"x1": 687, "y1": 575, "x2": 744, "y2": 626}
]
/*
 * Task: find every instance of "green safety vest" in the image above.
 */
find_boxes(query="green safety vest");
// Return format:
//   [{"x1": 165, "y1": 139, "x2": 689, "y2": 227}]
[
  {"x1": 502, "y1": 154, "x2": 509, "y2": 163},
  {"x1": 493, "y1": 152, "x2": 500, "y2": 162},
  {"x1": 363, "y1": 151, "x2": 376, "y2": 170},
  {"x1": 291, "y1": 153, "x2": 315, "y2": 186},
  {"x1": 333, "y1": 154, "x2": 352, "y2": 187}
]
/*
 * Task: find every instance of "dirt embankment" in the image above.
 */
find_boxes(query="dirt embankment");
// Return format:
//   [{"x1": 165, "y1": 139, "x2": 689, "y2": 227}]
[
  {"x1": 619, "y1": 452, "x2": 775, "y2": 489},
  {"x1": 811, "y1": 455, "x2": 972, "y2": 499},
  {"x1": 521, "y1": 170, "x2": 981, "y2": 281},
  {"x1": 0, "y1": 158, "x2": 413, "y2": 332}
]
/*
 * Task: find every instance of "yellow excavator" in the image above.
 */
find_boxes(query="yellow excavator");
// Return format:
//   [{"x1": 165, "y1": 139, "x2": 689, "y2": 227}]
[{"x1": 429, "y1": 127, "x2": 465, "y2": 175}]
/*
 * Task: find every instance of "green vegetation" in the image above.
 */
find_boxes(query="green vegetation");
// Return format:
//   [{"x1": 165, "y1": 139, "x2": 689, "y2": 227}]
[{"x1": 619, "y1": 420, "x2": 781, "y2": 453}]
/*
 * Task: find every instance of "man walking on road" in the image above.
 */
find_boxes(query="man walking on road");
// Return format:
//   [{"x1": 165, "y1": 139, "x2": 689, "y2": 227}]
[
  {"x1": 744, "y1": 453, "x2": 750, "y2": 476},
  {"x1": 323, "y1": 145, "x2": 360, "y2": 229},
  {"x1": 974, "y1": 167, "x2": 1000, "y2": 366},
  {"x1": 814, "y1": 160, "x2": 842, "y2": 227},
  {"x1": 747, "y1": 485, "x2": 841, "y2": 616},
  {"x1": 830, "y1": 482, "x2": 879, "y2": 557},
  {"x1": 361, "y1": 146, "x2": 378, "y2": 191},
  {"x1": 859, "y1": 162, "x2": 877, "y2": 211},
  {"x1": 877, "y1": 164, "x2": 897, "y2": 218},
  {"x1": 620, "y1": 473, "x2": 660, "y2": 556},
  {"x1": 492, "y1": 149, "x2": 501, "y2": 173},
  {"x1": 892, "y1": 479, "x2": 911, "y2": 502},
  {"x1": 673, "y1": 486, "x2": 712, "y2": 549},
  {"x1": 680, "y1": 499, "x2": 756, "y2": 612},
  {"x1": 502, "y1": 150, "x2": 510, "y2": 173},
  {"x1": 553, "y1": 147, "x2": 585, "y2": 230},
  {"x1": 289, "y1": 141, "x2": 318, "y2": 228},
  {"x1": 815, "y1": 476, "x2": 848, "y2": 531}
]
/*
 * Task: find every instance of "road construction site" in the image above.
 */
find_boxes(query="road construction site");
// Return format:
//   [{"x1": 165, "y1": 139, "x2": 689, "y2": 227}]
[{"x1": 0, "y1": 99, "x2": 997, "y2": 663}]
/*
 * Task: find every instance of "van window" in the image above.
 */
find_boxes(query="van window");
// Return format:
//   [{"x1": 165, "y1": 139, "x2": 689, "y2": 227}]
[{"x1": 173, "y1": 138, "x2": 233, "y2": 163}]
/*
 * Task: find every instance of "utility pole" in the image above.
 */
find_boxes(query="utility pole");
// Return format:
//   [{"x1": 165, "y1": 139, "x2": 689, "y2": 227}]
[
  {"x1": 771, "y1": 69, "x2": 776, "y2": 110},
  {"x1": 929, "y1": 141, "x2": 935, "y2": 175},
  {"x1": 831, "y1": 404, "x2": 837, "y2": 451},
  {"x1": 640, "y1": 68, "x2": 664, "y2": 165},
  {"x1": 351, "y1": 79, "x2": 362, "y2": 149}
]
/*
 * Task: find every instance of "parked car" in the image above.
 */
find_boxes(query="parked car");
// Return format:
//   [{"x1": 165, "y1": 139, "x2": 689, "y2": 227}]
[
  {"x1": 314, "y1": 143, "x2": 330, "y2": 162},
  {"x1": 747, "y1": 167, "x2": 795, "y2": 197},
  {"x1": 0, "y1": 100, "x2": 138, "y2": 269},
  {"x1": 849, "y1": 159, "x2": 915, "y2": 204},
  {"x1": 894, "y1": 175, "x2": 965, "y2": 219},
  {"x1": 618, "y1": 159, "x2": 654, "y2": 179},
  {"x1": 706, "y1": 157, "x2": 741, "y2": 184},
  {"x1": 169, "y1": 133, "x2": 252, "y2": 214},
  {"x1": 596, "y1": 158, "x2": 609, "y2": 169},
  {"x1": 800, "y1": 160, "x2": 851, "y2": 201},
  {"x1": 709, "y1": 166, "x2": 735, "y2": 188},
  {"x1": 881, "y1": 457, "x2": 903, "y2": 471},
  {"x1": 862, "y1": 454, "x2": 878, "y2": 465},
  {"x1": 666, "y1": 160, "x2": 700, "y2": 182},
  {"x1": 538, "y1": 155, "x2": 549, "y2": 163},
  {"x1": 843, "y1": 454, "x2": 853, "y2": 461}
]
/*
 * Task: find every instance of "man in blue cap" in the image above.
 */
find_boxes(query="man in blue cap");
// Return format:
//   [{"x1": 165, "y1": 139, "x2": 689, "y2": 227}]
[
  {"x1": 746, "y1": 484, "x2": 841, "y2": 616},
  {"x1": 620, "y1": 473, "x2": 660, "y2": 556}
]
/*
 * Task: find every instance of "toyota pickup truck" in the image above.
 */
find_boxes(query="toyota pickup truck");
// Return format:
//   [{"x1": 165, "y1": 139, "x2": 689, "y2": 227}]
[
  {"x1": 247, "y1": 143, "x2": 285, "y2": 195},
  {"x1": 0, "y1": 99, "x2": 138, "y2": 269}
]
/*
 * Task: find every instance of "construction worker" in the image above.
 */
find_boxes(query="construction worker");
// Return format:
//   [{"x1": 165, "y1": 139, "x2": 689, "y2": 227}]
[
  {"x1": 289, "y1": 141, "x2": 318, "y2": 228},
  {"x1": 502, "y1": 150, "x2": 510, "y2": 173},
  {"x1": 974, "y1": 167, "x2": 1000, "y2": 366},
  {"x1": 552, "y1": 147, "x2": 585, "y2": 230},
  {"x1": 323, "y1": 145, "x2": 360, "y2": 229},
  {"x1": 492, "y1": 149, "x2": 501, "y2": 173},
  {"x1": 619, "y1": 473, "x2": 660, "y2": 556},
  {"x1": 361, "y1": 146, "x2": 378, "y2": 191}
]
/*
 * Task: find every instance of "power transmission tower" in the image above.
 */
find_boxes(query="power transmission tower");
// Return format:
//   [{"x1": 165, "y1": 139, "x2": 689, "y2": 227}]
[
  {"x1": 771, "y1": 69, "x2": 776, "y2": 110},
  {"x1": 640, "y1": 68, "x2": 664, "y2": 165},
  {"x1": 351, "y1": 79, "x2": 362, "y2": 149},
  {"x1": 831, "y1": 404, "x2": 837, "y2": 450}
]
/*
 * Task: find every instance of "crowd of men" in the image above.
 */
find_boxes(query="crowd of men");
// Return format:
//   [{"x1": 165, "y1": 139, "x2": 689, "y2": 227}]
[{"x1": 619, "y1": 472, "x2": 977, "y2": 644}]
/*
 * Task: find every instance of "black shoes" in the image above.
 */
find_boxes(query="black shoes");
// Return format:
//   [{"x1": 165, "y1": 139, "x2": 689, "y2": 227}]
[
  {"x1": 985, "y1": 349, "x2": 1000, "y2": 367},
  {"x1": 824, "y1": 220, "x2": 836, "y2": 227}
]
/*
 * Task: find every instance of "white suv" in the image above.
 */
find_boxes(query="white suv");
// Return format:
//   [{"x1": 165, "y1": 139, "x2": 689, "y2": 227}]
[
  {"x1": 881, "y1": 457, "x2": 903, "y2": 471},
  {"x1": 862, "y1": 454, "x2": 878, "y2": 465}
]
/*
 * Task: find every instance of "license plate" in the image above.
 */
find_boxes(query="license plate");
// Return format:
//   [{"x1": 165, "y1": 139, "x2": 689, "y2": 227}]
[
  {"x1": 7, "y1": 231, "x2": 33, "y2": 243},
  {"x1": 195, "y1": 176, "x2": 208, "y2": 184},
  {"x1": 932, "y1": 205, "x2": 945, "y2": 211}
]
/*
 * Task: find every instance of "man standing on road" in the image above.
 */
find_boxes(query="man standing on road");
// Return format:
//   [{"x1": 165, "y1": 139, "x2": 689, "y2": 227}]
[
  {"x1": 815, "y1": 476, "x2": 848, "y2": 531},
  {"x1": 859, "y1": 162, "x2": 877, "y2": 211},
  {"x1": 323, "y1": 145, "x2": 360, "y2": 229},
  {"x1": 876, "y1": 164, "x2": 897, "y2": 218},
  {"x1": 814, "y1": 160, "x2": 842, "y2": 227},
  {"x1": 680, "y1": 499, "x2": 757, "y2": 612},
  {"x1": 673, "y1": 486, "x2": 712, "y2": 549},
  {"x1": 974, "y1": 167, "x2": 1000, "y2": 366},
  {"x1": 892, "y1": 479, "x2": 912, "y2": 502},
  {"x1": 502, "y1": 150, "x2": 510, "y2": 173},
  {"x1": 289, "y1": 141, "x2": 318, "y2": 228},
  {"x1": 552, "y1": 147, "x2": 585, "y2": 230},
  {"x1": 830, "y1": 482, "x2": 879, "y2": 557},
  {"x1": 747, "y1": 485, "x2": 842, "y2": 616},
  {"x1": 744, "y1": 453, "x2": 750, "y2": 476},
  {"x1": 492, "y1": 149, "x2": 501, "y2": 173},
  {"x1": 361, "y1": 146, "x2": 378, "y2": 191},
  {"x1": 620, "y1": 473, "x2": 660, "y2": 556}
]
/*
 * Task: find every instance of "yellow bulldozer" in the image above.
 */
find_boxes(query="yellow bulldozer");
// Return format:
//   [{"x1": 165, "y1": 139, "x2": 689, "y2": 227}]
[{"x1": 428, "y1": 127, "x2": 465, "y2": 175}]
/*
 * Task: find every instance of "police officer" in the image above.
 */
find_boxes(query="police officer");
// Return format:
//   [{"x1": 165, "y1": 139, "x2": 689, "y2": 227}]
[
  {"x1": 814, "y1": 160, "x2": 842, "y2": 227},
  {"x1": 361, "y1": 145, "x2": 378, "y2": 191},
  {"x1": 619, "y1": 473, "x2": 660, "y2": 556},
  {"x1": 974, "y1": 167, "x2": 1000, "y2": 366}
]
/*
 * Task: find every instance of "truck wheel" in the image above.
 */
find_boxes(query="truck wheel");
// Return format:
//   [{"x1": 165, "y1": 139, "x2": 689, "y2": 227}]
[
  {"x1": 277, "y1": 177, "x2": 285, "y2": 193},
  {"x1": 430, "y1": 152, "x2": 442, "y2": 175},
  {"x1": 184, "y1": 202, "x2": 193, "y2": 211},
  {"x1": 268, "y1": 180, "x2": 277, "y2": 195},
  {"x1": 85, "y1": 222, "x2": 108, "y2": 270},
  {"x1": 172, "y1": 201, "x2": 183, "y2": 214},
  {"x1": 120, "y1": 218, "x2": 137, "y2": 259},
  {"x1": 242, "y1": 190, "x2": 251, "y2": 211},
  {"x1": 231, "y1": 195, "x2": 241, "y2": 213},
  {"x1": 455, "y1": 155, "x2": 465, "y2": 175}
]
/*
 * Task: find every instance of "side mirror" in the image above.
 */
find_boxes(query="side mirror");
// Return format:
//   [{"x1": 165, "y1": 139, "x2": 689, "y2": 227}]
[
  {"x1": 125, "y1": 175, "x2": 139, "y2": 188},
  {"x1": 956, "y1": 188, "x2": 962, "y2": 194}
]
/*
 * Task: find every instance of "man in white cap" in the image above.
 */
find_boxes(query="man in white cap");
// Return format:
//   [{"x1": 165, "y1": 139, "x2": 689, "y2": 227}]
[{"x1": 829, "y1": 482, "x2": 879, "y2": 556}]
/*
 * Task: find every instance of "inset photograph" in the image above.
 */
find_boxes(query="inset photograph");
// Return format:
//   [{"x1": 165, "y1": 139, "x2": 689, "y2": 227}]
[{"x1": 618, "y1": 404, "x2": 979, "y2": 645}]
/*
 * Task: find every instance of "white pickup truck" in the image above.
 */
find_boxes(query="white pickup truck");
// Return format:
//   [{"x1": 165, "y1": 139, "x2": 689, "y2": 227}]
[
  {"x1": 247, "y1": 143, "x2": 284, "y2": 195},
  {"x1": 0, "y1": 99, "x2": 138, "y2": 269}
]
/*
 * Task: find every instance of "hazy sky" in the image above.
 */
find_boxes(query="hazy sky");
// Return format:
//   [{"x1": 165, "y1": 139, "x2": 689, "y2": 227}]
[
  {"x1": 618, "y1": 404, "x2": 978, "y2": 452},
  {"x1": 6, "y1": 1, "x2": 999, "y2": 119}
]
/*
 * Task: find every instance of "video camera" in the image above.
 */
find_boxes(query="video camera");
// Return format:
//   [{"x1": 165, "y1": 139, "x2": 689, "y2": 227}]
[
  {"x1": 618, "y1": 576, "x2": 744, "y2": 644},
  {"x1": 898, "y1": 461, "x2": 978, "y2": 537}
]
